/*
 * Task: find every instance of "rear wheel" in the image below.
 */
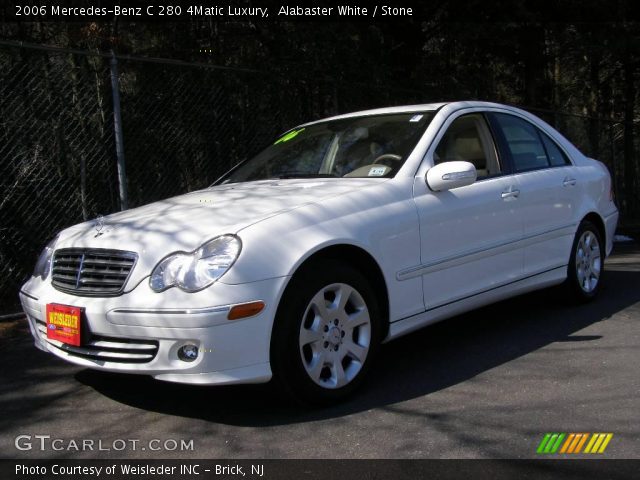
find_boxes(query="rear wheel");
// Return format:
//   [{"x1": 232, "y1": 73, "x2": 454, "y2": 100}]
[
  {"x1": 271, "y1": 260, "x2": 382, "y2": 404},
  {"x1": 566, "y1": 220, "x2": 603, "y2": 302}
]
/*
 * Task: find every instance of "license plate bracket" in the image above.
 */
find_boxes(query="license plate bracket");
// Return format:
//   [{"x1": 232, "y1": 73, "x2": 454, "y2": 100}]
[{"x1": 46, "y1": 303, "x2": 82, "y2": 346}]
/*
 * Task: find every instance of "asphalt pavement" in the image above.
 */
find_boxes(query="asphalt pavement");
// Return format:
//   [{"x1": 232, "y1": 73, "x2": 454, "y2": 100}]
[{"x1": 1, "y1": 243, "x2": 638, "y2": 459}]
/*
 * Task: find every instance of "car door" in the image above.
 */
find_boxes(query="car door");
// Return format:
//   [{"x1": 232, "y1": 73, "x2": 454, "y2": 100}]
[
  {"x1": 410, "y1": 112, "x2": 524, "y2": 310},
  {"x1": 488, "y1": 112, "x2": 576, "y2": 276}
]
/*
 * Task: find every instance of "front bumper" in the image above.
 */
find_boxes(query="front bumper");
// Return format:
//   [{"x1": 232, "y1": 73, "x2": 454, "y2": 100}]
[{"x1": 20, "y1": 274, "x2": 290, "y2": 385}]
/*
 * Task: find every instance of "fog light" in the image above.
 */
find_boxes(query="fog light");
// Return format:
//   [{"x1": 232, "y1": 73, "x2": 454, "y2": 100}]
[{"x1": 177, "y1": 344, "x2": 199, "y2": 362}]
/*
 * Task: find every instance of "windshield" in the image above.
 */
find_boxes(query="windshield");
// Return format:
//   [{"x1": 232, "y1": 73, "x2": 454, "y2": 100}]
[{"x1": 218, "y1": 112, "x2": 434, "y2": 184}]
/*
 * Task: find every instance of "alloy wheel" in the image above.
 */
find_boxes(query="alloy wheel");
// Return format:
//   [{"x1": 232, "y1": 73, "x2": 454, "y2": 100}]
[
  {"x1": 575, "y1": 230, "x2": 601, "y2": 293},
  {"x1": 298, "y1": 282, "x2": 372, "y2": 389}
]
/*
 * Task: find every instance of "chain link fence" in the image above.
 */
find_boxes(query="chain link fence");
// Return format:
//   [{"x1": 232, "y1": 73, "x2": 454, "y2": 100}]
[
  {"x1": 0, "y1": 40, "x2": 635, "y2": 316},
  {"x1": 1, "y1": 44, "x2": 118, "y2": 317}
]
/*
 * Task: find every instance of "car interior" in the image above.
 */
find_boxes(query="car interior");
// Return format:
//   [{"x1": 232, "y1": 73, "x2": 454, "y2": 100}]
[{"x1": 433, "y1": 114, "x2": 501, "y2": 178}]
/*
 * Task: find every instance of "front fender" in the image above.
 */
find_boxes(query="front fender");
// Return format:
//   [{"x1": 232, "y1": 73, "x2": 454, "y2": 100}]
[{"x1": 220, "y1": 179, "x2": 424, "y2": 321}]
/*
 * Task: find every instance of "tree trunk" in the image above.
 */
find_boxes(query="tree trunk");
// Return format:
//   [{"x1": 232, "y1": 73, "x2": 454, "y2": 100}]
[
  {"x1": 623, "y1": 57, "x2": 636, "y2": 216},
  {"x1": 623, "y1": 53, "x2": 636, "y2": 218},
  {"x1": 522, "y1": 24, "x2": 550, "y2": 108}
]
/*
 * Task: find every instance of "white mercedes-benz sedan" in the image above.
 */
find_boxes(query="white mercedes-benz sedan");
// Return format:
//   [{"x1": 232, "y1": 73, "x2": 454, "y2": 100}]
[{"x1": 21, "y1": 101, "x2": 618, "y2": 403}]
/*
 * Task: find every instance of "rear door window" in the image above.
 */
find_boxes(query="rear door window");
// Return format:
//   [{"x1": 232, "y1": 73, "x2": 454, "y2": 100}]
[
  {"x1": 492, "y1": 113, "x2": 550, "y2": 172},
  {"x1": 539, "y1": 131, "x2": 571, "y2": 166}
]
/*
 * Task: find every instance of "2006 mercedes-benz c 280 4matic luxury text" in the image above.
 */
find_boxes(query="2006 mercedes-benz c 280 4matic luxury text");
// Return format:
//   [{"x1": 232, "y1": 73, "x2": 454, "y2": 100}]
[{"x1": 21, "y1": 101, "x2": 618, "y2": 403}]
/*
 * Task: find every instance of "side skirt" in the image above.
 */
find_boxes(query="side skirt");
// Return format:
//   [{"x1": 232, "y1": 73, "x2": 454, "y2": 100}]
[{"x1": 385, "y1": 265, "x2": 567, "y2": 342}]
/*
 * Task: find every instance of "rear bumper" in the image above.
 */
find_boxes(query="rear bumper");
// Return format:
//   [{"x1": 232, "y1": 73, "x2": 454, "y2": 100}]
[
  {"x1": 20, "y1": 274, "x2": 290, "y2": 385},
  {"x1": 604, "y1": 209, "x2": 619, "y2": 257}
]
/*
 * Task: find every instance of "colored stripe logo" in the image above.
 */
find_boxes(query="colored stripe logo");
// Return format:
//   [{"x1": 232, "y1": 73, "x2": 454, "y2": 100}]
[{"x1": 537, "y1": 433, "x2": 613, "y2": 454}]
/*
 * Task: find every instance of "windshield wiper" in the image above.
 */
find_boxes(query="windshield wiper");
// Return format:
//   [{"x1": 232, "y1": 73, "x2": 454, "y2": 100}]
[{"x1": 272, "y1": 172, "x2": 338, "y2": 179}]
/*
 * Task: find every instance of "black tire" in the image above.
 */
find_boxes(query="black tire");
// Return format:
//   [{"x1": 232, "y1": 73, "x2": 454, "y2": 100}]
[
  {"x1": 270, "y1": 259, "x2": 382, "y2": 405},
  {"x1": 566, "y1": 220, "x2": 604, "y2": 302}
]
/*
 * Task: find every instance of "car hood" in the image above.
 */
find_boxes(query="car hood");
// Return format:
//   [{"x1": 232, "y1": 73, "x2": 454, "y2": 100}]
[{"x1": 54, "y1": 178, "x2": 383, "y2": 289}]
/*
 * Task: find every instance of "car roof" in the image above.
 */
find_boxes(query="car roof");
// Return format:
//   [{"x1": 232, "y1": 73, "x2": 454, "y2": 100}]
[
  {"x1": 283, "y1": 101, "x2": 587, "y2": 167},
  {"x1": 296, "y1": 101, "x2": 519, "y2": 128}
]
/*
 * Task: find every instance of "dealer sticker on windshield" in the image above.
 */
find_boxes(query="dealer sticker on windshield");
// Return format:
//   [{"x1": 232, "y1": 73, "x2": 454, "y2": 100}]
[
  {"x1": 368, "y1": 166, "x2": 387, "y2": 176},
  {"x1": 409, "y1": 114, "x2": 423, "y2": 122},
  {"x1": 274, "y1": 128, "x2": 305, "y2": 144}
]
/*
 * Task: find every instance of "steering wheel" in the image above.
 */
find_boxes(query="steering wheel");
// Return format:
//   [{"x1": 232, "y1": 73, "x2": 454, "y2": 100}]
[{"x1": 373, "y1": 153, "x2": 402, "y2": 166}]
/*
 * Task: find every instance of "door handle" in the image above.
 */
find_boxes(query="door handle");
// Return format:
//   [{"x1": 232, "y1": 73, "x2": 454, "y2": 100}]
[
  {"x1": 501, "y1": 189, "x2": 520, "y2": 199},
  {"x1": 563, "y1": 177, "x2": 577, "y2": 187}
]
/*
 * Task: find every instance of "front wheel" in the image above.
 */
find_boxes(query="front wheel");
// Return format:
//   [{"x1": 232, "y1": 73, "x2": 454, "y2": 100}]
[
  {"x1": 566, "y1": 220, "x2": 604, "y2": 302},
  {"x1": 271, "y1": 261, "x2": 382, "y2": 404}
]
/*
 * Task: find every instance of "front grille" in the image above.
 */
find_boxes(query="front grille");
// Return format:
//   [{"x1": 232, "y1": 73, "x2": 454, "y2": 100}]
[
  {"x1": 35, "y1": 320, "x2": 158, "y2": 364},
  {"x1": 51, "y1": 248, "x2": 137, "y2": 296}
]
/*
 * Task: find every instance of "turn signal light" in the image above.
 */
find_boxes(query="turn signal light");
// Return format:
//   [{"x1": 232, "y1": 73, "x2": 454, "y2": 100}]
[{"x1": 228, "y1": 301, "x2": 265, "y2": 320}]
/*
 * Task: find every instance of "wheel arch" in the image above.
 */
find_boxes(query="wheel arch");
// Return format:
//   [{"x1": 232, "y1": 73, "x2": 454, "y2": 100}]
[
  {"x1": 580, "y1": 211, "x2": 606, "y2": 248},
  {"x1": 275, "y1": 243, "x2": 390, "y2": 340}
]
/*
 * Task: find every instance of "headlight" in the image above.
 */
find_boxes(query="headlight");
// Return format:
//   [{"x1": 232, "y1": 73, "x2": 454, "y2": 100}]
[
  {"x1": 149, "y1": 234, "x2": 241, "y2": 293},
  {"x1": 33, "y1": 235, "x2": 58, "y2": 280}
]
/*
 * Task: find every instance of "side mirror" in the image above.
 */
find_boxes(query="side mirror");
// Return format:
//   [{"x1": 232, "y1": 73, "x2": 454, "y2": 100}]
[{"x1": 426, "y1": 161, "x2": 477, "y2": 191}]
